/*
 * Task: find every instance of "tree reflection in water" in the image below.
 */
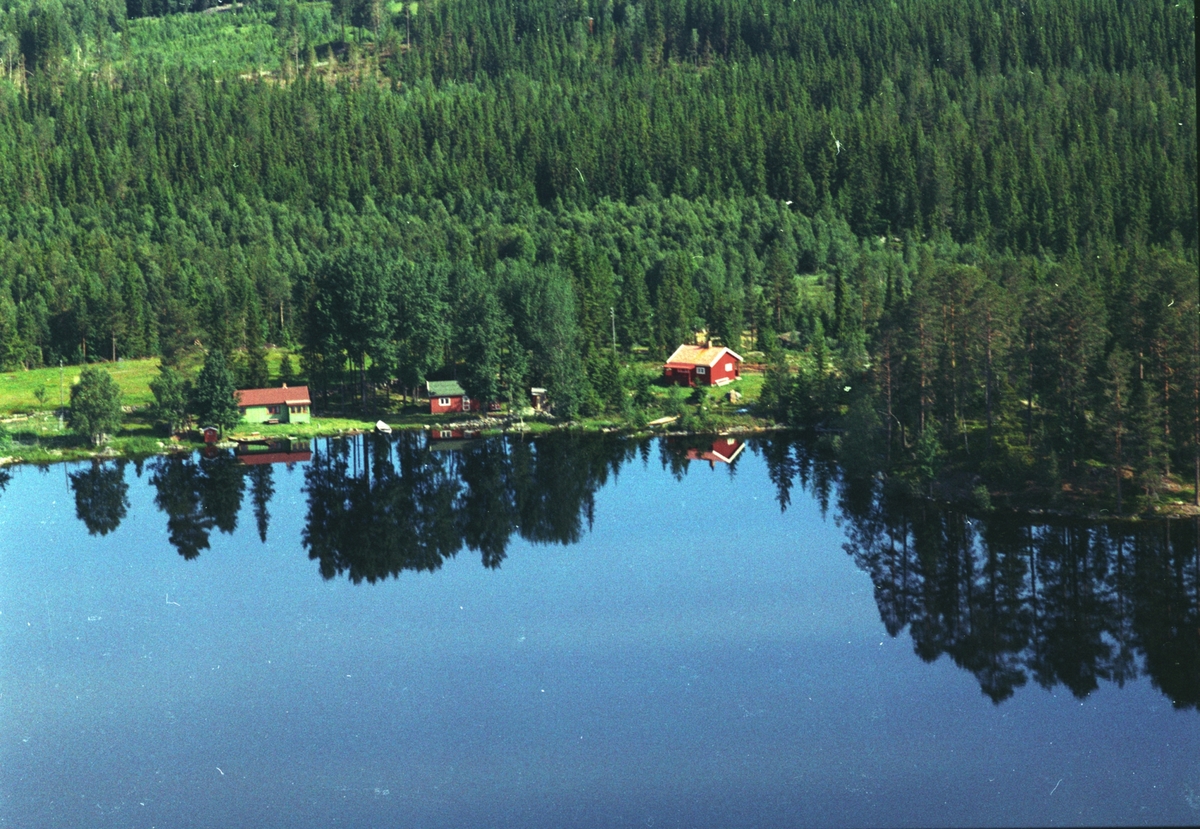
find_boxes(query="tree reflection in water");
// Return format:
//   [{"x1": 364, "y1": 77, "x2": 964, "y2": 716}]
[
  {"x1": 301, "y1": 432, "x2": 639, "y2": 581},
  {"x1": 60, "y1": 433, "x2": 1195, "y2": 709},
  {"x1": 148, "y1": 452, "x2": 246, "y2": 559},
  {"x1": 753, "y1": 435, "x2": 1200, "y2": 711},
  {"x1": 69, "y1": 460, "x2": 129, "y2": 536}
]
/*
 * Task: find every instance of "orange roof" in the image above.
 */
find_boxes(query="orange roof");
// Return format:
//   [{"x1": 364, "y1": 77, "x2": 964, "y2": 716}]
[
  {"x1": 664, "y1": 345, "x2": 744, "y2": 368},
  {"x1": 235, "y1": 385, "x2": 311, "y2": 407},
  {"x1": 236, "y1": 450, "x2": 313, "y2": 466}
]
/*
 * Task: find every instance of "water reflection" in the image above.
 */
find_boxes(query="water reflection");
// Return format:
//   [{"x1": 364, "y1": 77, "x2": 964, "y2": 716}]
[
  {"x1": 148, "y1": 452, "x2": 245, "y2": 559},
  {"x1": 302, "y1": 432, "x2": 638, "y2": 580},
  {"x1": 68, "y1": 460, "x2": 129, "y2": 536},
  {"x1": 756, "y1": 438, "x2": 1200, "y2": 711},
  {"x1": 52, "y1": 433, "x2": 1199, "y2": 709}
]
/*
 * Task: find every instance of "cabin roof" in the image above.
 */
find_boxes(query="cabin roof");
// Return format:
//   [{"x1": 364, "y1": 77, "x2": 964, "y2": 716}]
[
  {"x1": 235, "y1": 385, "x2": 311, "y2": 407},
  {"x1": 236, "y1": 450, "x2": 313, "y2": 466},
  {"x1": 664, "y1": 344, "x2": 744, "y2": 368},
  {"x1": 427, "y1": 380, "x2": 466, "y2": 397}
]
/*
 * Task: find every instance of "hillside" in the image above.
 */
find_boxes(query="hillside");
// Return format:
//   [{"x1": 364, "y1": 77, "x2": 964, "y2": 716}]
[{"x1": 0, "y1": 0, "x2": 1196, "y2": 512}]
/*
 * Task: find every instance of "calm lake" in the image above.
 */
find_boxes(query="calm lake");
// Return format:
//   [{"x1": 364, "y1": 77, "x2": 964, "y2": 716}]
[{"x1": 1, "y1": 433, "x2": 1197, "y2": 828}]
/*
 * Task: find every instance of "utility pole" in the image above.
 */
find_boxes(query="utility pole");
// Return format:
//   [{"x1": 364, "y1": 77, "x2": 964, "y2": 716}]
[{"x1": 58, "y1": 359, "x2": 64, "y2": 431}]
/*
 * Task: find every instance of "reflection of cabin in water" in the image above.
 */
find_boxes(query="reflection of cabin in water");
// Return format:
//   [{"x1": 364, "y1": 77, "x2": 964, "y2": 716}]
[
  {"x1": 686, "y1": 437, "x2": 745, "y2": 467},
  {"x1": 428, "y1": 428, "x2": 481, "y2": 452},
  {"x1": 235, "y1": 438, "x2": 313, "y2": 465}
]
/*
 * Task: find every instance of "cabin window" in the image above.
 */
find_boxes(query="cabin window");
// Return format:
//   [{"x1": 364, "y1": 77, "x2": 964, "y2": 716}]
[
  {"x1": 438, "y1": 397, "x2": 452, "y2": 407},
  {"x1": 696, "y1": 366, "x2": 706, "y2": 375},
  {"x1": 725, "y1": 363, "x2": 733, "y2": 372},
  {"x1": 267, "y1": 405, "x2": 279, "y2": 414}
]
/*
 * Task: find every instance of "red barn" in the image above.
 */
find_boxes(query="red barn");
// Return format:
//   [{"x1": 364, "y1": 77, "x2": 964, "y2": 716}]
[
  {"x1": 427, "y1": 380, "x2": 481, "y2": 414},
  {"x1": 663, "y1": 344, "x2": 743, "y2": 387}
]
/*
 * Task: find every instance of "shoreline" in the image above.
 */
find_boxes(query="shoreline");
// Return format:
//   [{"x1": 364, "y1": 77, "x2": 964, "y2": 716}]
[{"x1": 3, "y1": 414, "x2": 1198, "y2": 522}]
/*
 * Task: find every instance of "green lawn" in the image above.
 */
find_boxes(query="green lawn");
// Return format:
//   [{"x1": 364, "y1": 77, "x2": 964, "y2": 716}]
[
  {"x1": 0, "y1": 348, "x2": 305, "y2": 417},
  {"x1": 0, "y1": 359, "x2": 164, "y2": 415}
]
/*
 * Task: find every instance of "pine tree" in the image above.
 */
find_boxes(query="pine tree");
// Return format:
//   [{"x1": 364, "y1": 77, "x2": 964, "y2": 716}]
[{"x1": 193, "y1": 349, "x2": 241, "y2": 433}]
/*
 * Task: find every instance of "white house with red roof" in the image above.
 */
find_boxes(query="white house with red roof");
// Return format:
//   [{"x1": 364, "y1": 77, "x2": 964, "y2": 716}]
[
  {"x1": 235, "y1": 384, "x2": 312, "y2": 424},
  {"x1": 663, "y1": 344, "x2": 743, "y2": 387}
]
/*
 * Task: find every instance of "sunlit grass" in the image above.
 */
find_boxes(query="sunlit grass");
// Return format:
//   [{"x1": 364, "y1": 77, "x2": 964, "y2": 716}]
[
  {"x1": 0, "y1": 348, "x2": 302, "y2": 416},
  {"x1": 0, "y1": 359, "x2": 163, "y2": 415}
]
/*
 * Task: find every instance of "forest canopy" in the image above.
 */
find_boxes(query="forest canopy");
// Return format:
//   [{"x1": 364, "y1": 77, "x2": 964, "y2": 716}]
[{"x1": 0, "y1": 0, "x2": 1195, "y2": 506}]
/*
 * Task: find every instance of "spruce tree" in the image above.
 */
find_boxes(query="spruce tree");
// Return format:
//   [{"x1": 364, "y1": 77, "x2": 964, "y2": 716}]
[{"x1": 193, "y1": 350, "x2": 241, "y2": 433}]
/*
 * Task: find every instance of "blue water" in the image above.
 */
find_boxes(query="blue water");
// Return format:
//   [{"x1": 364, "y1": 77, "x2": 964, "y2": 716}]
[{"x1": 1, "y1": 436, "x2": 1197, "y2": 827}]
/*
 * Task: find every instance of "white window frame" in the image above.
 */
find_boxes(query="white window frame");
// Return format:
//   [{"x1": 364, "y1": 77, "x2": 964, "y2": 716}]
[
  {"x1": 438, "y1": 397, "x2": 452, "y2": 407},
  {"x1": 725, "y1": 362, "x2": 733, "y2": 372},
  {"x1": 696, "y1": 366, "x2": 707, "y2": 375}
]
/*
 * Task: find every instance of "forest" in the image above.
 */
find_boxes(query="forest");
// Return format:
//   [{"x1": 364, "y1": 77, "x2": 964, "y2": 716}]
[{"x1": 0, "y1": 0, "x2": 1195, "y2": 510}]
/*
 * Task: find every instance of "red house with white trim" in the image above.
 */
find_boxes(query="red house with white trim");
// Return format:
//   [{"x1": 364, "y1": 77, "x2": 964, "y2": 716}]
[
  {"x1": 427, "y1": 380, "x2": 481, "y2": 414},
  {"x1": 663, "y1": 344, "x2": 743, "y2": 387}
]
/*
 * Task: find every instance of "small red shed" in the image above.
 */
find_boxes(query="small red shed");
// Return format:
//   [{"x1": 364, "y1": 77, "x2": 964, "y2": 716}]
[
  {"x1": 427, "y1": 380, "x2": 482, "y2": 415},
  {"x1": 663, "y1": 344, "x2": 743, "y2": 387}
]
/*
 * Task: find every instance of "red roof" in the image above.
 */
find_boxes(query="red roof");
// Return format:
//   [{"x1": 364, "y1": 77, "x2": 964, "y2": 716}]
[
  {"x1": 664, "y1": 345, "x2": 744, "y2": 368},
  {"x1": 685, "y1": 438, "x2": 746, "y2": 465},
  {"x1": 237, "y1": 450, "x2": 313, "y2": 465},
  {"x1": 235, "y1": 385, "x2": 311, "y2": 407}
]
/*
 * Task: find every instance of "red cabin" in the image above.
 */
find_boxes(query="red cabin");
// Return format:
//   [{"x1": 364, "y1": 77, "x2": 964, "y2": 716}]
[
  {"x1": 663, "y1": 344, "x2": 743, "y2": 387},
  {"x1": 426, "y1": 380, "x2": 481, "y2": 415}
]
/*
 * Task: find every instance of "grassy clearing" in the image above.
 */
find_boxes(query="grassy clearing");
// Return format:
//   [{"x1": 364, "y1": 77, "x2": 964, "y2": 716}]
[
  {"x1": 0, "y1": 359, "x2": 164, "y2": 415},
  {"x1": 0, "y1": 348, "x2": 305, "y2": 417},
  {"x1": 0, "y1": 411, "x2": 184, "y2": 465},
  {"x1": 120, "y1": 8, "x2": 282, "y2": 74}
]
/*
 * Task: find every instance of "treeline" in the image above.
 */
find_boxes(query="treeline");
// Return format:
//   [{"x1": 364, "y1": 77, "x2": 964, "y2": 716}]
[{"x1": 0, "y1": 0, "x2": 1196, "y2": 505}]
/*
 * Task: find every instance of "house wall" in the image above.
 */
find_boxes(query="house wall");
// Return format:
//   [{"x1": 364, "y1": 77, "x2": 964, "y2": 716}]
[
  {"x1": 430, "y1": 395, "x2": 481, "y2": 414},
  {"x1": 431, "y1": 395, "x2": 463, "y2": 414},
  {"x1": 240, "y1": 405, "x2": 274, "y2": 424},
  {"x1": 663, "y1": 366, "x2": 697, "y2": 387},
  {"x1": 709, "y1": 356, "x2": 740, "y2": 385},
  {"x1": 240, "y1": 404, "x2": 311, "y2": 424}
]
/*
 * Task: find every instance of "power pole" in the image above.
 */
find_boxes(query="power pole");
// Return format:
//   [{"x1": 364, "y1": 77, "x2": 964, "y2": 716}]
[{"x1": 58, "y1": 359, "x2": 64, "y2": 431}]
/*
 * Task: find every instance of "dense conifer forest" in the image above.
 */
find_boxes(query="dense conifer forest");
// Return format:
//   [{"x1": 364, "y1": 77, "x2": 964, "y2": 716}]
[{"x1": 0, "y1": 0, "x2": 1196, "y2": 510}]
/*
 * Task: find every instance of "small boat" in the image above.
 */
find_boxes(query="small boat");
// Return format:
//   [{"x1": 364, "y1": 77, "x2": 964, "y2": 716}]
[{"x1": 375, "y1": 420, "x2": 393, "y2": 434}]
